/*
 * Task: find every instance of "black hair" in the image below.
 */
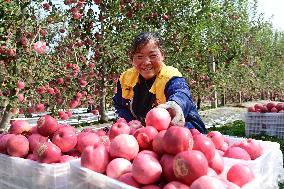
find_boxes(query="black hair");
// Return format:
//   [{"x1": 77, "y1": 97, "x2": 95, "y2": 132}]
[{"x1": 128, "y1": 32, "x2": 165, "y2": 59}]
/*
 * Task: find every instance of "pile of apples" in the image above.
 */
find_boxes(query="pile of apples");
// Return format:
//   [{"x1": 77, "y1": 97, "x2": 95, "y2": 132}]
[
  {"x1": 248, "y1": 102, "x2": 284, "y2": 113},
  {"x1": 0, "y1": 114, "x2": 108, "y2": 164},
  {"x1": 80, "y1": 107, "x2": 264, "y2": 189}
]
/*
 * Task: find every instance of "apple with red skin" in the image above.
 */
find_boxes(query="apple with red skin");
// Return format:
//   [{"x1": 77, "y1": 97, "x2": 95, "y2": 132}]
[
  {"x1": 276, "y1": 103, "x2": 284, "y2": 111},
  {"x1": 208, "y1": 150, "x2": 224, "y2": 175},
  {"x1": 162, "y1": 14, "x2": 169, "y2": 21},
  {"x1": 91, "y1": 109, "x2": 99, "y2": 115},
  {"x1": 270, "y1": 107, "x2": 278, "y2": 112},
  {"x1": 0, "y1": 134, "x2": 15, "y2": 154},
  {"x1": 81, "y1": 145, "x2": 110, "y2": 173},
  {"x1": 16, "y1": 81, "x2": 25, "y2": 89},
  {"x1": 266, "y1": 102, "x2": 276, "y2": 111},
  {"x1": 33, "y1": 142, "x2": 62, "y2": 164},
  {"x1": 118, "y1": 172, "x2": 140, "y2": 188},
  {"x1": 59, "y1": 155, "x2": 76, "y2": 163},
  {"x1": 128, "y1": 120, "x2": 143, "y2": 134},
  {"x1": 37, "y1": 115, "x2": 59, "y2": 137},
  {"x1": 227, "y1": 164, "x2": 255, "y2": 187},
  {"x1": 109, "y1": 121, "x2": 130, "y2": 139},
  {"x1": 173, "y1": 150, "x2": 208, "y2": 186},
  {"x1": 207, "y1": 131, "x2": 224, "y2": 149},
  {"x1": 76, "y1": 132, "x2": 100, "y2": 153},
  {"x1": 9, "y1": 120, "x2": 31, "y2": 135},
  {"x1": 193, "y1": 134, "x2": 216, "y2": 162},
  {"x1": 233, "y1": 138, "x2": 263, "y2": 160},
  {"x1": 57, "y1": 77, "x2": 64, "y2": 84},
  {"x1": 260, "y1": 105, "x2": 268, "y2": 113},
  {"x1": 162, "y1": 126, "x2": 193, "y2": 155},
  {"x1": 247, "y1": 106, "x2": 256, "y2": 112},
  {"x1": 254, "y1": 103, "x2": 263, "y2": 111},
  {"x1": 7, "y1": 135, "x2": 29, "y2": 158},
  {"x1": 36, "y1": 103, "x2": 45, "y2": 112},
  {"x1": 152, "y1": 130, "x2": 166, "y2": 155},
  {"x1": 52, "y1": 127, "x2": 77, "y2": 152},
  {"x1": 28, "y1": 133, "x2": 48, "y2": 152},
  {"x1": 33, "y1": 41, "x2": 46, "y2": 54},
  {"x1": 70, "y1": 99, "x2": 79, "y2": 109},
  {"x1": 145, "y1": 107, "x2": 171, "y2": 131},
  {"x1": 224, "y1": 146, "x2": 251, "y2": 160},
  {"x1": 160, "y1": 154, "x2": 177, "y2": 182},
  {"x1": 163, "y1": 181, "x2": 189, "y2": 189}
]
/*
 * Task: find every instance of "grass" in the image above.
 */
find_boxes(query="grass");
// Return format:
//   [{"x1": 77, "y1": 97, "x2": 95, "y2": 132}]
[{"x1": 208, "y1": 120, "x2": 284, "y2": 189}]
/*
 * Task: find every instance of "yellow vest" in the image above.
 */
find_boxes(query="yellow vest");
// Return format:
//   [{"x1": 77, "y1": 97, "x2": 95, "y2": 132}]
[{"x1": 119, "y1": 65, "x2": 182, "y2": 104}]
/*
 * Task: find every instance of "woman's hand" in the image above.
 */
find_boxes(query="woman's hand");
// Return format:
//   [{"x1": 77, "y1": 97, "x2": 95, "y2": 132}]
[{"x1": 157, "y1": 101, "x2": 185, "y2": 127}]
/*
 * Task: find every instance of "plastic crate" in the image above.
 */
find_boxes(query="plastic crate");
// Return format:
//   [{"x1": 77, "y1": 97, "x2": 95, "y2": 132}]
[
  {"x1": 245, "y1": 112, "x2": 284, "y2": 139},
  {"x1": 223, "y1": 136, "x2": 284, "y2": 189},
  {"x1": 68, "y1": 136, "x2": 284, "y2": 189},
  {"x1": 69, "y1": 159, "x2": 137, "y2": 189},
  {"x1": 0, "y1": 153, "x2": 70, "y2": 189}
]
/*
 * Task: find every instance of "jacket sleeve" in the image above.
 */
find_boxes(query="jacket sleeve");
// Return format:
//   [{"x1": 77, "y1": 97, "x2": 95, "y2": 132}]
[
  {"x1": 164, "y1": 77, "x2": 206, "y2": 133},
  {"x1": 112, "y1": 80, "x2": 135, "y2": 122}
]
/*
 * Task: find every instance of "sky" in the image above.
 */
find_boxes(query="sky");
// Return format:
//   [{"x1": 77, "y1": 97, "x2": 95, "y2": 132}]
[{"x1": 256, "y1": 0, "x2": 284, "y2": 31}]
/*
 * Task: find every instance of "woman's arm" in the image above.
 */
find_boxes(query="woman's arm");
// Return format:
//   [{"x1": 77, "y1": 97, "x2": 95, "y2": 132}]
[{"x1": 164, "y1": 77, "x2": 206, "y2": 133}]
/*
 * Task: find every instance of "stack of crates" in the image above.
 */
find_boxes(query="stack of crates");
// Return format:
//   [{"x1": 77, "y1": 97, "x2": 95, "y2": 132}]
[{"x1": 245, "y1": 112, "x2": 284, "y2": 139}]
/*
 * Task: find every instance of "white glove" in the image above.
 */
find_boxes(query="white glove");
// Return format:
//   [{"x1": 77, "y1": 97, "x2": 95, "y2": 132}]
[{"x1": 157, "y1": 101, "x2": 185, "y2": 127}]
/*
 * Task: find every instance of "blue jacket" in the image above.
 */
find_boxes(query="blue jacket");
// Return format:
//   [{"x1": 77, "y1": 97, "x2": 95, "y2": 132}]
[{"x1": 113, "y1": 68, "x2": 206, "y2": 134}]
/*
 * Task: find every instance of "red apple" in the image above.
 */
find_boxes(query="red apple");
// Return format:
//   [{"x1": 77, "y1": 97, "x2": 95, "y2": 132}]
[
  {"x1": 16, "y1": 81, "x2": 25, "y2": 89},
  {"x1": 33, "y1": 142, "x2": 62, "y2": 163},
  {"x1": 109, "y1": 121, "x2": 130, "y2": 139},
  {"x1": 52, "y1": 127, "x2": 77, "y2": 152},
  {"x1": 28, "y1": 133, "x2": 48, "y2": 152},
  {"x1": 9, "y1": 120, "x2": 31, "y2": 135},
  {"x1": 266, "y1": 102, "x2": 276, "y2": 111},
  {"x1": 247, "y1": 106, "x2": 256, "y2": 112},
  {"x1": 81, "y1": 145, "x2": 110, "y2": 173},
  {"x1": 37, "y1": 115, "x2": 59, "y2": 137},
  {"x1": 7, "y1": 135, "x2": 29, "y2": 157}
]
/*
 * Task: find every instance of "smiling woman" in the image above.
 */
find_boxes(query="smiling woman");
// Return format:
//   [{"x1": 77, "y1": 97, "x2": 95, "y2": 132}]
[{"x1": 112, "y1": 32, "x2": 207, "y2": 133}]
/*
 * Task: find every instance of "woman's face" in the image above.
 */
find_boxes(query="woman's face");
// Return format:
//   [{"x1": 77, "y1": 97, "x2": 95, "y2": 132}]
[{"x1": 132, "y1": 40, "x2": 164, "y2": 80}]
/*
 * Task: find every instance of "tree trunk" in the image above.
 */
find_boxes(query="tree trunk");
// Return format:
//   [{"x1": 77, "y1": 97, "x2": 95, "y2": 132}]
[
  {"x1": 98, "y1": 6, "x2": 108, "y2": 124},
  {"x1": 0, "y1": 109, "x2": 13, "y2": 132},
  {"x1": 239, "y1": 91, "x2": 242, "y2": 104},
  {"x1": 197, "y1": 93, "x2": 201, "y2": 110},
  {"x1": 220, "y1": 88, "x2": 226, "y2": 106},
  {"x1": 99, "y1": 85, "x2": 108, "y2": 123},
  {"x1": 260, "y1": 90, "x2": 265, "y2": 100},
  {"x1": 208, "y1": 54, "x2": 218, "y2": 108}
]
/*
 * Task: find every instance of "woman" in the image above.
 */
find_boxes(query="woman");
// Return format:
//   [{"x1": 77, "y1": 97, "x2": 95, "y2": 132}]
[{"x1": 113, "y1": 32, "x2": 206, "y2": 133}]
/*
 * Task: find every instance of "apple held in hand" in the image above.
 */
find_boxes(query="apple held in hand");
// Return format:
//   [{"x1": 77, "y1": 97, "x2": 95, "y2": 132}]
[{"x1": 146, "y1": 107, "x2": 171, "y2": 131}]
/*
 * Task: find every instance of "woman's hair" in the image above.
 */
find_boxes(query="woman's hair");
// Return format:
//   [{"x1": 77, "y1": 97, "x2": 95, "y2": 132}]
[{"x1": 128, "y1": 32, "x2": 165, "y2": 59}]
